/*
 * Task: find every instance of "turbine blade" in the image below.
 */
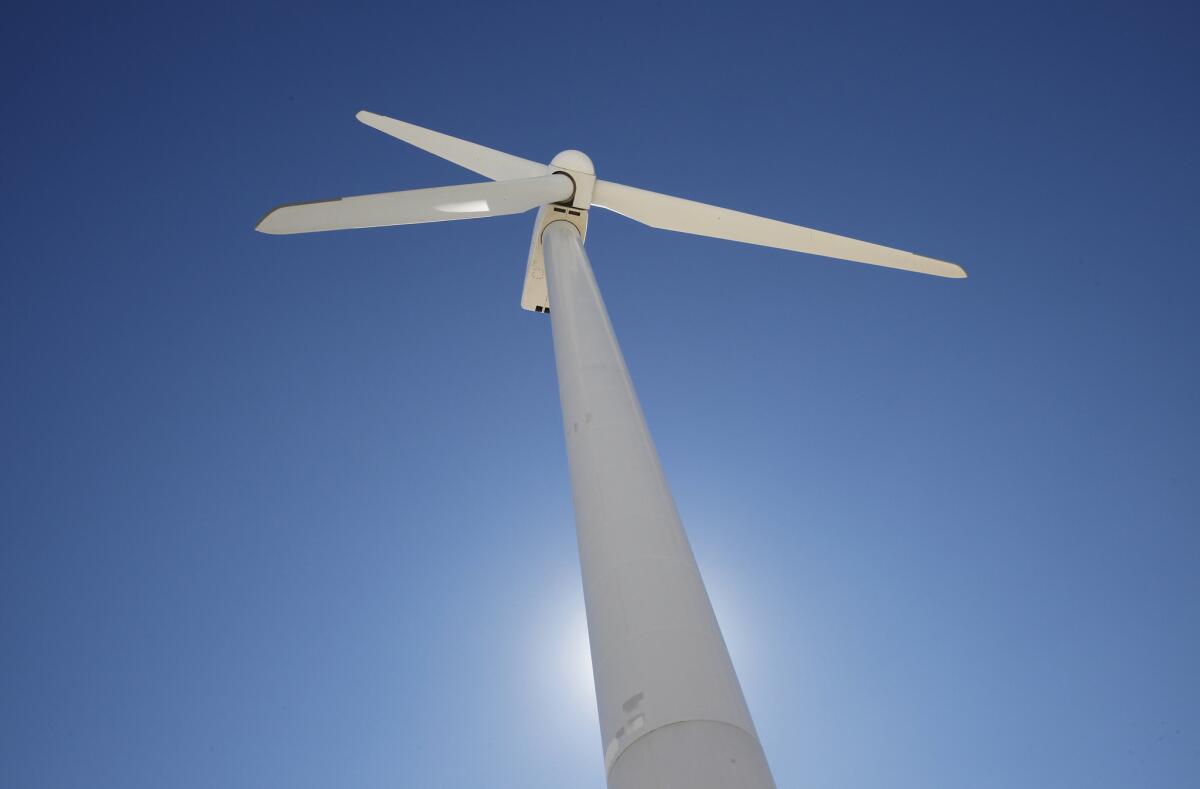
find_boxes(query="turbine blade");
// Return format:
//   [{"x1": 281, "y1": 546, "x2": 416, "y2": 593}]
[
  {"x1": 356, "y1": 111, "x2": 548, "y2": 182},
  {"x1": 591, "y1": 180, "x2": 966, "y2": 279},
  {"x1": 256, "y1": 174, "x2": 573, "y2": 235}
]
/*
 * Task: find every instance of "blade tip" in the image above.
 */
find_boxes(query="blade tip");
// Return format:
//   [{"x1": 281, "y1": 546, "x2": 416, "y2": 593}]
[
  {"x1": 921, "y1": 256, "x2": 967, "y2": 279},
  {"x1": 356, "y1": 110, "x2": 383, "y2": 128},
  {"x1": 255, "y1": 209, "x2": 288, "y2": 235}
]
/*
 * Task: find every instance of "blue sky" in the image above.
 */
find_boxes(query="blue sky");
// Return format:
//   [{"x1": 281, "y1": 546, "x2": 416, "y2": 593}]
[{"x1": 2, "y1": 2, "x2": 1197, "y2": 787}]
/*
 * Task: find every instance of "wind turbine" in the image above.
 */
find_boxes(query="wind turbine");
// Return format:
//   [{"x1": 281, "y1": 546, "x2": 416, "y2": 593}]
[{"x1": 257, "y1": 111, "x2": 966, "y2": 789}]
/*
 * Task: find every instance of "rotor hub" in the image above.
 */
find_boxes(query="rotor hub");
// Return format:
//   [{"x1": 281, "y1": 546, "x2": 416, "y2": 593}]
[{"x1": 551, "y1": 150, "x2": 594, "y2": 175}]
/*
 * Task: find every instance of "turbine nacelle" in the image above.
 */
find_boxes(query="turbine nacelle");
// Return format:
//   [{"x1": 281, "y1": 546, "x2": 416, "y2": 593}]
[{"x1": 521, "y1": 151, "x2": 595, "y2": 314}]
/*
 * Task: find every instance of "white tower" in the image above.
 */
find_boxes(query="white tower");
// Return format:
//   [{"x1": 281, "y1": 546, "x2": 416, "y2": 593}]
[{"x1": 544, "y1": 220, "x2": 775, "y2": 787}]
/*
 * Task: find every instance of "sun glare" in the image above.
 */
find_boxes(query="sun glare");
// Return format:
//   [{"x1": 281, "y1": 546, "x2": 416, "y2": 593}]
[
  {"x1": 529, "y1": 571, "x2": 598, "y2": 730},
  {"x1": 435, "y1": 199, "x2": 490, "y2": 213},
  {"x1": 561, "y1": 604, "x2": 596, "y2": 715}
]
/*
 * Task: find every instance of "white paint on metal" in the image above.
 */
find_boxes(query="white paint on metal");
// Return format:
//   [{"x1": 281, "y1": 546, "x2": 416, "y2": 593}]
[
  {"x1": 542, "y1": 220, "x2": 776, "y2": 789},
  {"x1": 519, "y1": 150, "x2": 598, "y2": 312},
  {"x1": 520, "y1": 202, "x2": 589, "y2": 313}
]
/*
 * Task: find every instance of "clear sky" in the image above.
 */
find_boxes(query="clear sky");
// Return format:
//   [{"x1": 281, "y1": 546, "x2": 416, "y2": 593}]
[{"x1": 2, "y1": 2, "x2": 1197, "y2": 788}]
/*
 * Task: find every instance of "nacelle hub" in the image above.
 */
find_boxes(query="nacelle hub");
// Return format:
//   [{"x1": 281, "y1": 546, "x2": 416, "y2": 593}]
[{"x1": 551, "y1": 149, "x2": 594, "y2": 175}]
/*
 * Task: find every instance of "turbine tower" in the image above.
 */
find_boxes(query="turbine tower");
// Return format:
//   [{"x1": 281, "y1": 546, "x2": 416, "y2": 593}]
[{"x1": 257, "y1": 111, "x2": 966, "y2": 789}]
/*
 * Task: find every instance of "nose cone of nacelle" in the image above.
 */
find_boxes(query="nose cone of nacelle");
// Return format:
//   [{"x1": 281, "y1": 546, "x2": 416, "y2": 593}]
[{"x1": 551, "y1": 150, "x2": 594, "y2": 175}]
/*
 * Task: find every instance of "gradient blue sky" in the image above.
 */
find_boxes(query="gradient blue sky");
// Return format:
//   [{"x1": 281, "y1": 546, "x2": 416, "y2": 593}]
[{"x1": 3, "y1": 2, "x2": 1198, "y2": 787}]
